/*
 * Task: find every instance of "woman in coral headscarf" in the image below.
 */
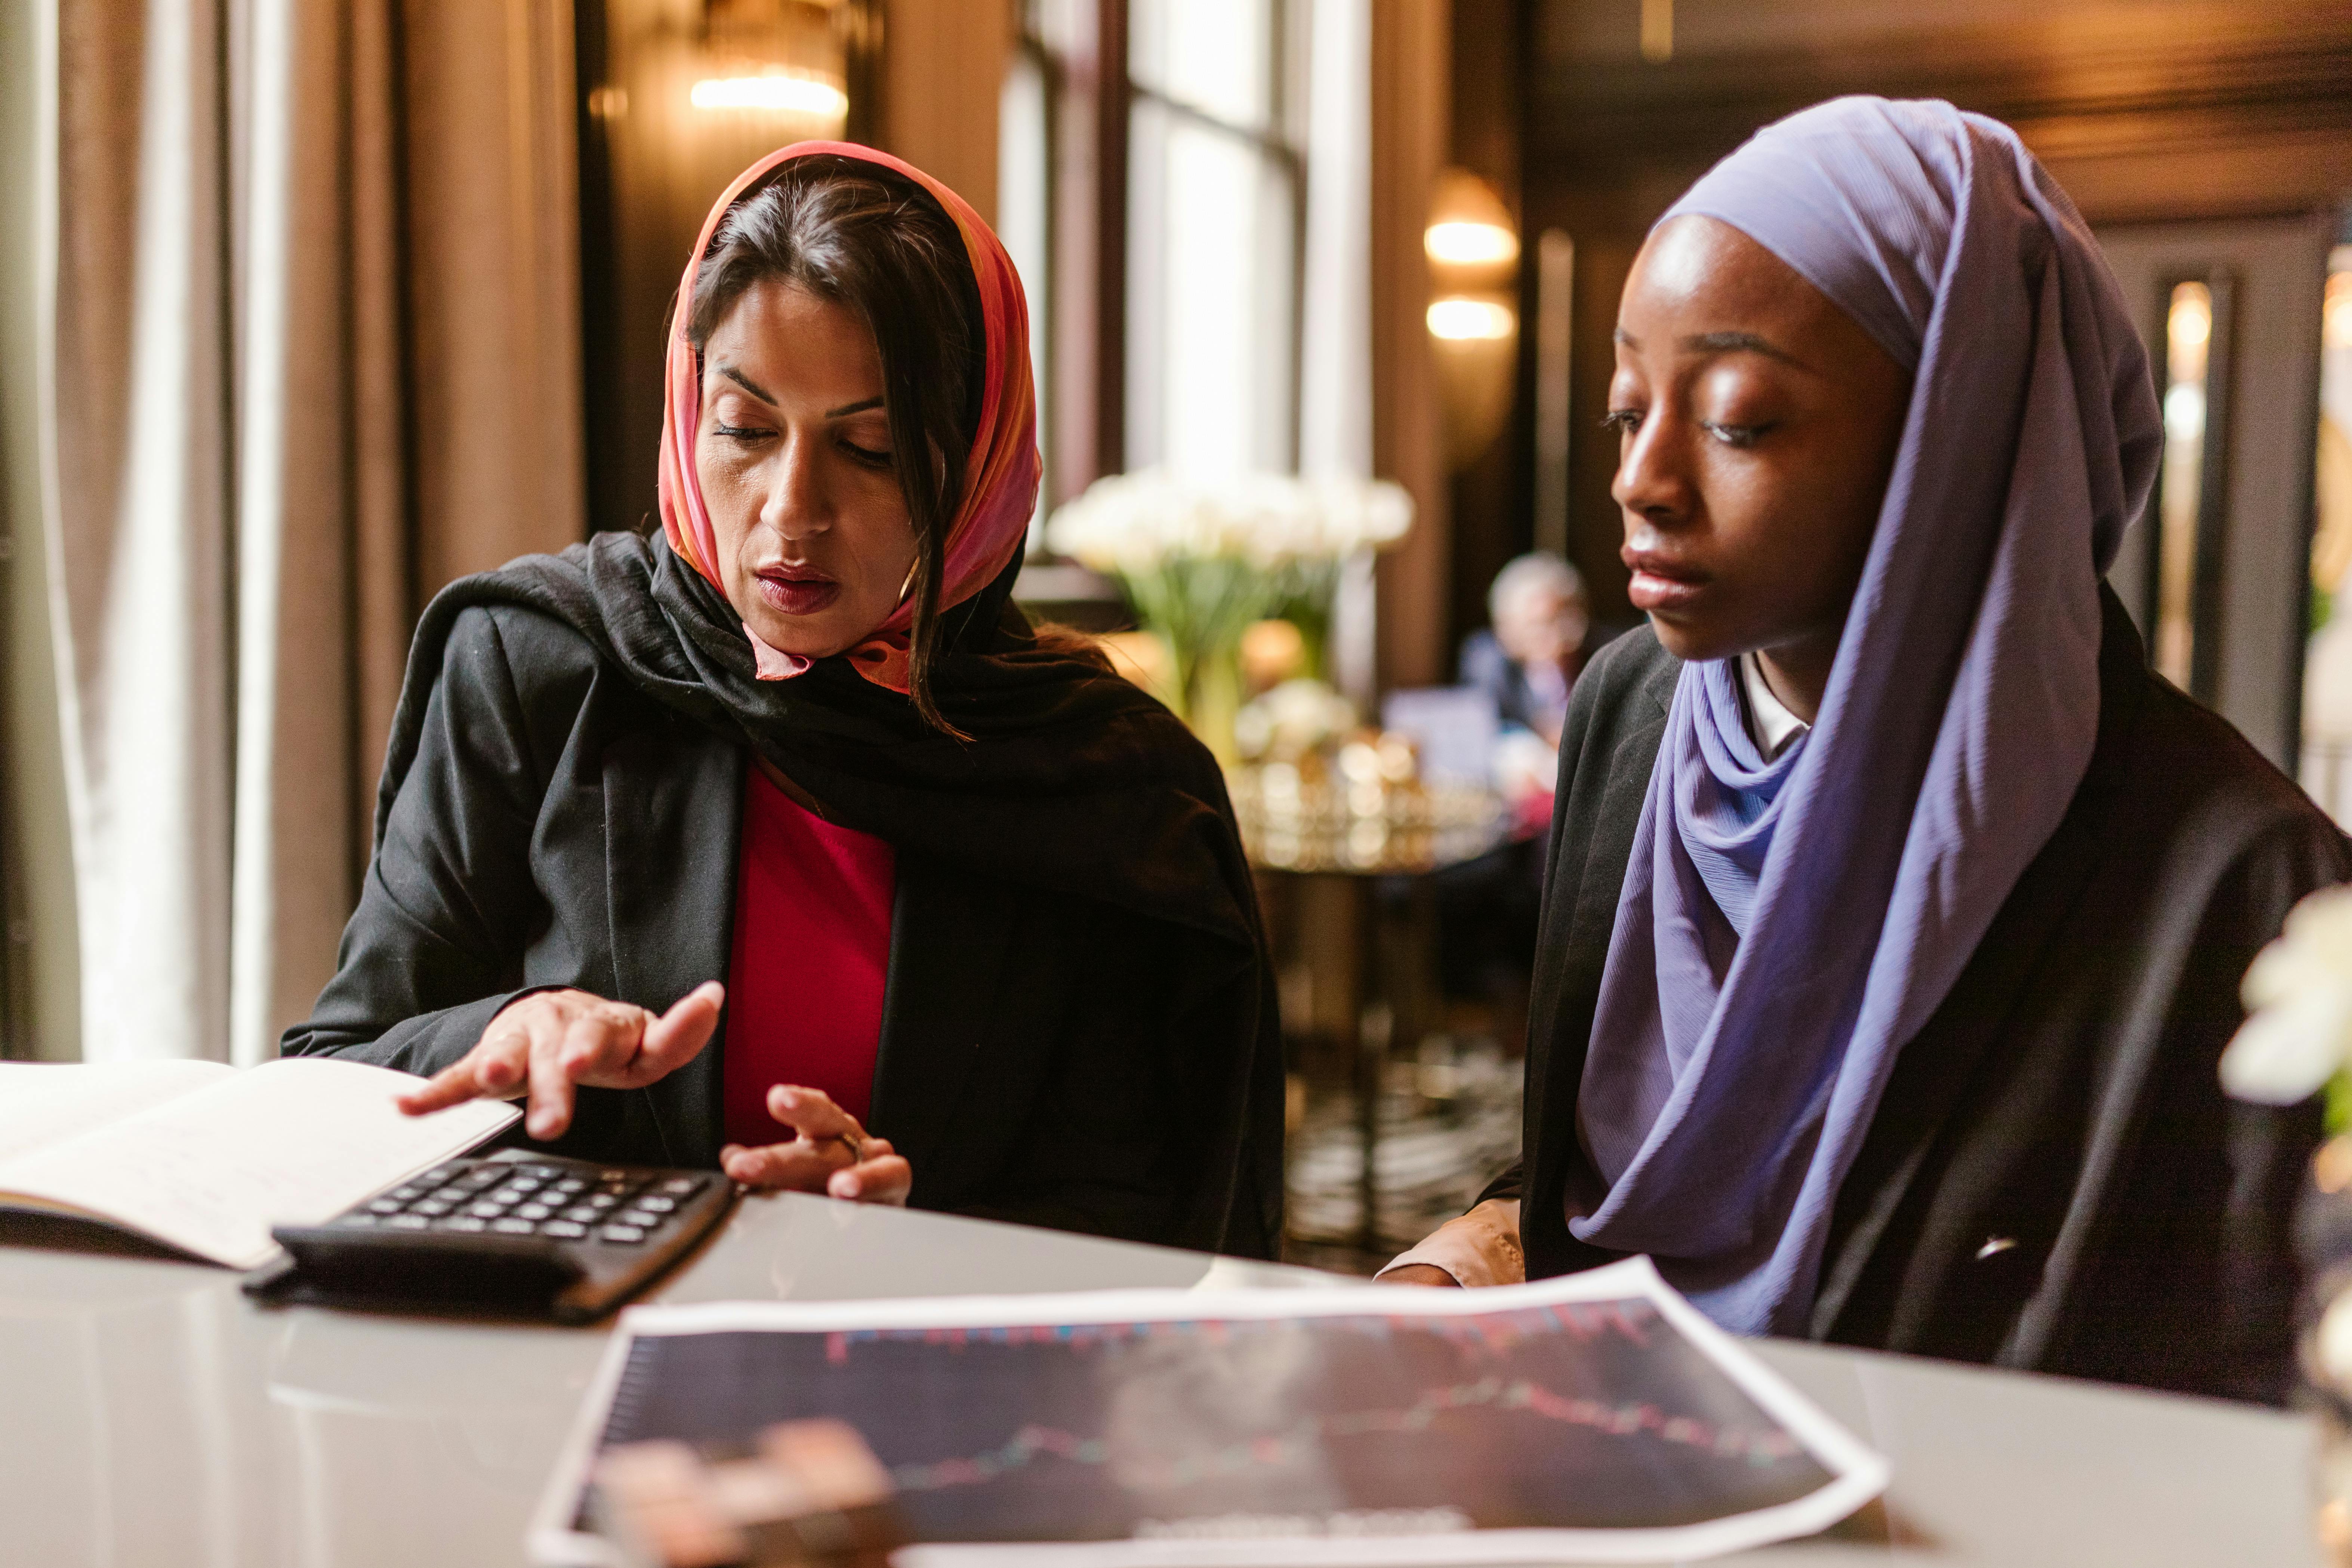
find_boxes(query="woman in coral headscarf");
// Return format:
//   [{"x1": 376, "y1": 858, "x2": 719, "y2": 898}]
[{"x1": 283, "y1": 147, "x2": 1282, "y2": 1257}]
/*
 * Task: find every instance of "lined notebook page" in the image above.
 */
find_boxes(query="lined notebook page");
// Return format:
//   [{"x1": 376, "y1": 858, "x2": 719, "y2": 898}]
[{"x1": 0, "y1": 1057, "x2": 517, "y2": 1268}]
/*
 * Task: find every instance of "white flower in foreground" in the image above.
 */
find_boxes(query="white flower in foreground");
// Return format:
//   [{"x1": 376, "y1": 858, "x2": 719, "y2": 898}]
[{"x1": 2220, "y1": 884, "x2": 2352, "y2": 1105}]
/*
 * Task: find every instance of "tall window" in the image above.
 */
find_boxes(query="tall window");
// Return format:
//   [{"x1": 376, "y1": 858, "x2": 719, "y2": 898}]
[
  {"x1": 1124, "y1": 0, "x2": 1304, "y2": 477},
  {"x1": 1001, "y1": 0, "x2": 1308, "y2": 524}
]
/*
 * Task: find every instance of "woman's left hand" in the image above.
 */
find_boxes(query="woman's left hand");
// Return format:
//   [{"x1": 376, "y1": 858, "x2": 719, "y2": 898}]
[{"x1": 719, "y1": 1085, "x2": 912, "y2": 1205}]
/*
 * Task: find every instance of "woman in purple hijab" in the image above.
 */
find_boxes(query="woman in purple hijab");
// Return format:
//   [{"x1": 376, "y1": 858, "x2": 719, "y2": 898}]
[{"x1": 1384, "y1": 97, "x2": 2350, "y2": 1403}]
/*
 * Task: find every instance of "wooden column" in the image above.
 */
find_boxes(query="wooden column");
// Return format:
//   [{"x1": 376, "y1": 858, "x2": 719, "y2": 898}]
[
  {"x1": 1047, "y1": 0, "x2": 1128, "y2": 509},
  {"x1": 1369, "y1": 0, "x2": 1451, "y2": 692},
  {"x1": 878, "y1": 0, "x2": 1012, "y2": 224}
]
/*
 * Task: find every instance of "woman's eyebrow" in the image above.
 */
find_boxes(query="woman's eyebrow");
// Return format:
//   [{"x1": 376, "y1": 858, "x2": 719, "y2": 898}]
[
  {"x1": 1678, "y1": 330, "x2": 1807, "y2": 368},
  {"x1": 825, "y1": 397, "x2": 885, "y2": 418},
  {"x1": 1614, "y1": 326, "x2": 1811, "y2": 370},
  {"x1": 718, "y1": 365, "x2": 779, "y2": 406}
]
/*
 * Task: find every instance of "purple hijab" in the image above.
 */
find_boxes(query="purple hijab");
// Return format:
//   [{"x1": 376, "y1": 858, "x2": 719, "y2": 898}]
[{"x1": 1570, "y1": 98, "x2": 2163, "y2": 1334}]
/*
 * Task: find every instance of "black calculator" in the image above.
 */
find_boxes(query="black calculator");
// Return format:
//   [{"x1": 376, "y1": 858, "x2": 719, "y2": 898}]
[{"x1": 244, "y1": 1150, "x2": 737, "y2": 1324}]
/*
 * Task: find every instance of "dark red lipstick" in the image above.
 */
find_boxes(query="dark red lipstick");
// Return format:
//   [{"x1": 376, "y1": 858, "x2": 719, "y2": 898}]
[{"x1": 755, "y1": 562, "x2": 842, "y2": 617}]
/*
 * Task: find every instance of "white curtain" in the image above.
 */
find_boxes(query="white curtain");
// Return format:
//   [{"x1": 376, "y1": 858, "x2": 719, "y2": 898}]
[{"x1": 37, "y1": 0, "x2": 586, "y2": 1066}]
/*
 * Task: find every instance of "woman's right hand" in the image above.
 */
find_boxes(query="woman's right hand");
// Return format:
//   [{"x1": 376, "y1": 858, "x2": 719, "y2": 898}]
[
  {"x1": 395, "y1": 982, "x2": 725, "y2": 1140},
  {"x1": 1379, "y1": 1264, "x2": 1464, "y2": 1288},
  {"x1": 1372, "y1": 1199, "x2": 1525, "y2": 1290}
]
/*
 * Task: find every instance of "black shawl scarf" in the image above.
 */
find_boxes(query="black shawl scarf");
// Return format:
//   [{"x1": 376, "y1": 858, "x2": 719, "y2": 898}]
[
  {"x1": 385, "y1": 532, "x2": 1259, "y2": 948},
  {"x1": 379, "y1": 530, "x2": 1282, "y2": 1242}
]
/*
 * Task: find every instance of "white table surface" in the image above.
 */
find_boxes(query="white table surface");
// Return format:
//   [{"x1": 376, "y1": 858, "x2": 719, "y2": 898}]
[{"x1": 0, "y1": 1191, "x2": 2324, "y2": 1568}]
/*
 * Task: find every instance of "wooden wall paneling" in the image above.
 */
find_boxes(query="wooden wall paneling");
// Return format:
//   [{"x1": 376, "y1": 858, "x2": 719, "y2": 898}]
[
  {"x1": 1528, "y1": 174, "x2": 1701, "y2": 626},
  {"x1": 2046, "y1": 130, "x2": 2352, "y2": 229},
  {"x1": 1444, "y1": 0, "x2": 1530, "y2": 671},
  {"x1": 1528, "y1": 0, "x2": 2352, "y2": 188},
  {"x1": 579, "y1": 0, "x2": 724, "y2": 542},
  {"x1": 1047, "y1": 0, "x2": 1128, "y2": 507},
  {"x1": 1530, "y1": 227, "x2": 1573, "y2": 560},
  {"x1": 879, "y1": 0, "x2": 1012, "y2": 224},
  {"x1": 1522, "y1": 0, "x2": 2352, "y2": 625},
  {"x1": 1371, "y1": 0, "x2": 1452, "y2": 691}
]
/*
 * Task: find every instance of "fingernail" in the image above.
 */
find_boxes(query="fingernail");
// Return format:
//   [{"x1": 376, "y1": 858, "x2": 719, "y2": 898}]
[{"x1": 832, "y1": 1175, "x2": 859, "y2": 1198}]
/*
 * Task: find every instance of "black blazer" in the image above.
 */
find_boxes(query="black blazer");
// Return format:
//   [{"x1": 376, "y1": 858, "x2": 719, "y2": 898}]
[
  {"x1": 1488, "y1": 585, "x2": 2349, "y2": 1401},
  {"x1": 283, "y1": 603, "x2": 1279, "y2": 1259}
]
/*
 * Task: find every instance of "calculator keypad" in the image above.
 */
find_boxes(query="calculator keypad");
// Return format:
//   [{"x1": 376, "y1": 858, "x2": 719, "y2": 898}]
[{"x1": 335, "y1": 1160, "x2": 712, "y2": 1244}]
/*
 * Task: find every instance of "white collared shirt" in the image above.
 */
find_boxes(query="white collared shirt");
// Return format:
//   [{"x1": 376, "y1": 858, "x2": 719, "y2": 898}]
[{"x1": 1739, "y1": 652, "x2": 1810, "y2": 760}]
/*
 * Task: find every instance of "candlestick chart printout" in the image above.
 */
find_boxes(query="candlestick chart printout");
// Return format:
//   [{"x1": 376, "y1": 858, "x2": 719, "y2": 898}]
[{"x1": 540, "y1": 1263, "x2": 1886, "y2": 1562}]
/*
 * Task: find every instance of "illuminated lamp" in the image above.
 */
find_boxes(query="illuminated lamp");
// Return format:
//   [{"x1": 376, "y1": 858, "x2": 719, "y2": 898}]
[
  {"x1": 1427, "y1": 297, "x2": 1516, "y2": 341},
  {"x1": 688, "y1": 69, "x2": 848, "y2": 116},
  {"x1": 1424, "y1": 169, "x2": 1519, "y2": 277},
  {"x1": 1426, "y1": 220, "x2": 1519, "y2": 267}
]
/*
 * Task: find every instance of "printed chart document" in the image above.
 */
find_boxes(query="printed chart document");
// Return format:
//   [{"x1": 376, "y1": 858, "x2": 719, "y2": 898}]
[
  {"x1": 0, "y1": 1058, "x2": 517, "y2": 1269},
  {"x1": 531, "y1": 1258, "x2": 1888, "y2": 1566}
]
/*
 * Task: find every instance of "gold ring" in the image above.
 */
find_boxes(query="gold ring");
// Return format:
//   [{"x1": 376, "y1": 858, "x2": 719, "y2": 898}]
[{"x1": 834, "y1": 1131, "x2": 866, "y2": 1164}]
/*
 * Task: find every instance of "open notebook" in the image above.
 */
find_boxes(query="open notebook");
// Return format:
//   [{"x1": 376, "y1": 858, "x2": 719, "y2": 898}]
[{"x1": 0, "y1": 1058, "x2": 518, "y2": 1269}]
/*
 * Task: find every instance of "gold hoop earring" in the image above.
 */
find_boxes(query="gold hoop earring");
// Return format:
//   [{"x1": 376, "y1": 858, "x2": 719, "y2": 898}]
[{"x1": 899, "y1": 557, "x2": 919, "y2": 605}]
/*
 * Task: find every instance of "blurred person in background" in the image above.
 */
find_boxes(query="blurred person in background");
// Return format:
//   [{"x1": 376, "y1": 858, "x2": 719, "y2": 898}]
[
  {"x1": 1419, "y1": 556, "x2": 1594, "y2": 1052},
  {"x1": 1461, "y1": 552, "x2": 1590, "y2": 749}
]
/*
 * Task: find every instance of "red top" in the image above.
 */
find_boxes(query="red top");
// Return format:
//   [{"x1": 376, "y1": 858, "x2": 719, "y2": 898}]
[{"x1": 722, "y1": 766, "x2": 897, "y2": 1146}]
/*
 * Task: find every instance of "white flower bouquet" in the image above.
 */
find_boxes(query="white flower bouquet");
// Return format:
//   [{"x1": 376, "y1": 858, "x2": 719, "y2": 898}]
[
  {"x1": 1047, "y1": 469, "x2": 1414, "y2": 573},
  {"x1": 2223, "y1": 882, "x2": 2352, "y2": 1547},
  {"x1": 1047, "y1": 469, "x2": 1413, "y2": 761},
  {"x1": 2222, "y1": 885, "x2": 2352, "y2": 1106}
]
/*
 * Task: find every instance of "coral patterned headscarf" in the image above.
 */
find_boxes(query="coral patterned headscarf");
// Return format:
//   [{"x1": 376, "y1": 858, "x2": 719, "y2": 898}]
[{"x1": 655, "y1": 142, "x2": 1041, "y2": 693}]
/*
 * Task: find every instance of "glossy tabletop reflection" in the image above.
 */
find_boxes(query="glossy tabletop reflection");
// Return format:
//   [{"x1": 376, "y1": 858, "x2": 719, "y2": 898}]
[{"x1": 0, "y1": 1192, "x2": 2323, "y2": 1567}]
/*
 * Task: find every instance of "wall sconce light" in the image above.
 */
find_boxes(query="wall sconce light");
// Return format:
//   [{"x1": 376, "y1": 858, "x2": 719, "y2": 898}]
[
  {"x1": 690, "y1": 0, "x2": 850, "y2": 129},
  {"x1": 1425, "y1": 169, "x2": 1519, "y2": 469},
  {"x1": 688, "y1": 69, "x2": 848, "y2": 117},
  {"x1": 1426, "y1": 221, "x2": 1519, "y2": 268},
  {"x1": 1427, "y1": 296, "x2": 1516, "y2": 341},
  {"x1": 1640, "y1": 0, "x2": 1674, "y2": 62},
  {"x1": 1424, "y1": 170, "x2": 1519, "y2": 280}
]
